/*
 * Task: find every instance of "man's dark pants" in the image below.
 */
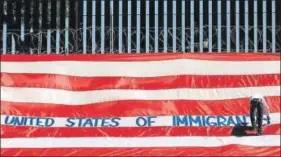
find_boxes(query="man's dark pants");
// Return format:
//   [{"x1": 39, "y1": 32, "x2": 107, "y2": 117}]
[{"x1": 250, "y1": 99, "x2": 263, "y2": 134}]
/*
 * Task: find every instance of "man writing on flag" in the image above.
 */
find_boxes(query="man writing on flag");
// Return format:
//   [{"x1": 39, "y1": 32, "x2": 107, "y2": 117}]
[{"x1": 250, "y1": 94, "x2": 271, "y2": 136}]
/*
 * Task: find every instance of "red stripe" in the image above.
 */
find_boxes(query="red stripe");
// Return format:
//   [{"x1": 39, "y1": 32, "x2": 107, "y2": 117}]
[
  {"x1": 2, "y1": 73, "x2": 279, "y2": 90},
  {"x1": 2, "y1": 97, "x2": 280, "y2": 117},
  {"x1": 1, "y1": 124, "x2": 280, "y2": 138},
  {"x1": 1, "y1": 53, "x2": 280, "y2": 62},
  {"x1": 1, "y1": 146, "x2": 280, "y2": 156}
]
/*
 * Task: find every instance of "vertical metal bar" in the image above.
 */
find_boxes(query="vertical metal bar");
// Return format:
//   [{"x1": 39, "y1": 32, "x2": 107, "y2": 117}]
[
  {"x1": 74, "y1": 0, "x2": 79, "y2": 52},
  {"x1": 83, "y1": 0, "x2": 87, "y2": 54},
  {"x1": 217, "y1": 0, "x2": 221, "y2": 52},
  {"x1": 163, "y1": 0, "x2": 167, "y2": 52},
  {"x1": 173, "y1": 0, "x2": 176, "y2": 52},
  {"x1": 3, "y1": 23, "x2": 7, "y2": 54},
  {"x1": 263, "y1": 0, "x2": 266, "y2": 53},
  {"x1": 119, "y1": 0, "x2": 123, "y2": 53},
  {"x1": 208, "y1": 0, "x2": 212, "y2": 52},
  {"x1": 146, "y1": 0, "x2": 149, "y2": 53},
  {"x1": 136, "y1": 0, "x2": 141, "y2": 53},
  {"x1": 190, "y1": 0, "x2": 194, "y2": 52},
  {"x1": 155, "y1": 0, "x2": 159, "y2": 52},
  {"x1": 56, "y1": 31, "x2": 60, "y2": 54},
  {"x1": 20, "y1": 0, "x2": 25, "y2": 42},
  {"x1": 12, "y1": 35, "x2": 16, "y2": 54},
  {"x1": 47, "y1": 0, "x2": 51, "y2": 54},
  {"x1": 254, "y1": 0, "x2": 258, "y2": 52},
  {"x1": 30, "y1": 0, "x2": 34, "y2": 54},
  {"x1": 11, "y1": 2, "x2": 16, "y2": 54},
  {"x1": 181, "y1": 0, "x2": 185, "y2": 52},
  {"x1": 47, "y1": 30, "x2": 51, "y2": 54},
  {"x1": 38, "y1": 0, "x2": 43, "y2": 54},
  {"x1": 199, "y1": 0, "x2": 203, "y2": 52},
  {"x1": 128, "y1": 0, "x2": 131, "y2": 53},
  {"x1": 110, "y1": 0, "x2": 114, "y2": 53},
  {"x1": 56, "y1": 0, "x2": 61, "y2": 54},
  {"x1": 65, "y1": 0, "x2": 70, "y2": 54},
  {"x1": 101, "y1": 0, "x2": 105, "y2": 53},
  {"x1": 226, "y1": 0, "x2": 231, "y2": 52},
  {"x1": 272, "y1": 0, "x2": 276, "y2": 52},
  {"x1": 21, "y1": 23, "x2": 25, "y2": 42},
  {"x1": 2, "y1": 0, "x2": 7, "y2": 54},
  {"x1": 235, "y1": 0, "x2": 239, "y2": 53},
  {"x1": 245, "y1": 0, "x2": 249, "y2": 52},
  {"x1": 92, "y1": 0, "x2": 96, "y2": 53}
]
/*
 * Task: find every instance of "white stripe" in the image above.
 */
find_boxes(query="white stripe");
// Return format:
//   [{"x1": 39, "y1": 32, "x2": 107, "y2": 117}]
[
  {"x1": 1, "y1": 113, "x2": 279, "y2": 128},
  {"x1": 1, "y1": 86, "x2": 279, "y2": 104},
  {"x1": 2, "y1": 135, "x2": 280, "y2": 148},
  {"x1": 1, "y1": 60, "x2": 279, "y2": 77}
]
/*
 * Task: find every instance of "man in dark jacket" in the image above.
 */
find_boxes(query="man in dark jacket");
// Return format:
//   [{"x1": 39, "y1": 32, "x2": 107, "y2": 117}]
[{"x1": 250, "y1": 94, "x2": 271, "y2": 136}]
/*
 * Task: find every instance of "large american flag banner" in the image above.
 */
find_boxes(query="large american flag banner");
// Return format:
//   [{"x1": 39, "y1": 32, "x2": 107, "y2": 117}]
[{"x1": 1, "y1": 53, "x2": 280, "y2": 156}]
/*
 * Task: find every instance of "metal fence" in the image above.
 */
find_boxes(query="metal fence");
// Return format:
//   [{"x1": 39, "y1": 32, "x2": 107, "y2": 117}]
[{"x1": 1, "y1": 0, "x2": 280, "y2": 54}]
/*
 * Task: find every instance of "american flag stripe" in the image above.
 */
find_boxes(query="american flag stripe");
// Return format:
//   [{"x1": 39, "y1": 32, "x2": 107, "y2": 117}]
[
  {"x1": 3, "y1": 146, "x2": 281, "y2": 156},
  {"x1": 1, "y1": 53, "x2": 279, "y2": 62},
  {"x1": 2, "y1": 97, "x2": 280, "y2": 117},
  {"x1": 1, "y1": 124, "x2": 280, "y2": 138},
  {"x1": 2, "y1": 135, "x2": 280, "y2": 148},
  {"x1": 1, "y1": 60, "x2": 279, "y2": 77},
  {"x1": 1, "y1": 73, "x2": 280, "y2": 90},
  {"x1": 2, "y1": 146, "x2": 280, "y2": 156},
  {"x1": 1, "y1": 113, "x2": 280, "y2": 127},
  {"x1": 1, "y1": 86, "x2": 279, "y2": 104},
  {"x1": 1, "y1": 53, "x2": 280, "y2": 156}
]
